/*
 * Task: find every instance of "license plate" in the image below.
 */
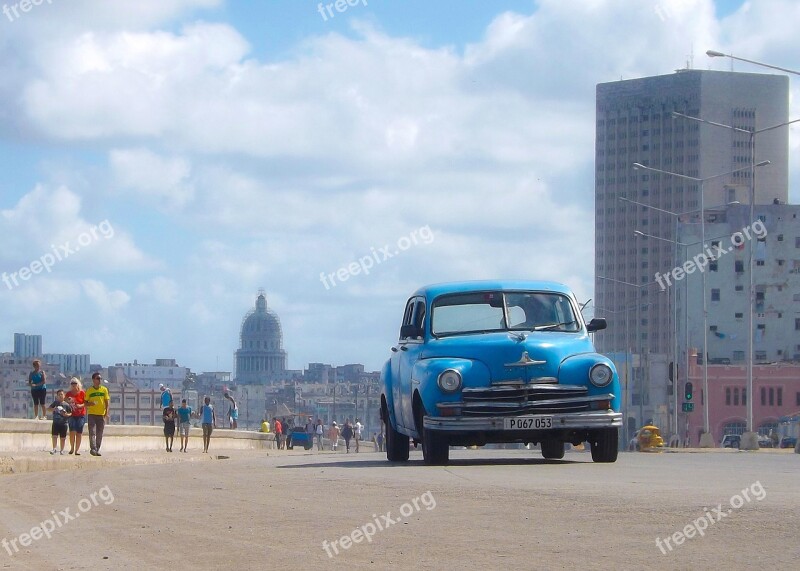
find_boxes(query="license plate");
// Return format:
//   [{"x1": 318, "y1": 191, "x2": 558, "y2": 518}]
[{"x1": 504, "y1": 416, "x2": 553, "y2": 430}]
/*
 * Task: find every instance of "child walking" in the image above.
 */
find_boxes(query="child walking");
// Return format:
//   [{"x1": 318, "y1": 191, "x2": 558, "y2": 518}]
[{"x1": 47, "y1": 389, "x2": 72, "y2": 454}]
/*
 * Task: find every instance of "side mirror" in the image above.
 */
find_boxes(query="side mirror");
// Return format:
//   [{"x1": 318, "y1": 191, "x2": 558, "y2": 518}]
[
  {"x1": 586, "y1": 318, "x2": 607, "y2": 332},
  {"x1": 400, "y1": 324, "x2": 423, "y2": 339}
]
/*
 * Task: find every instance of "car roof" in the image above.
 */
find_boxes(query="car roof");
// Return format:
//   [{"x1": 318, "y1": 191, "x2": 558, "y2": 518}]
[{"x1": 411, "y1": 280, "x2": 574, "y2": 300}]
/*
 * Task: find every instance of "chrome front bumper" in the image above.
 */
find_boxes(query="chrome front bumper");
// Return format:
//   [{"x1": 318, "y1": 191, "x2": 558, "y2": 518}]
[{"x1": 423, "y1": 410, "x2": 623, "y2": 432}]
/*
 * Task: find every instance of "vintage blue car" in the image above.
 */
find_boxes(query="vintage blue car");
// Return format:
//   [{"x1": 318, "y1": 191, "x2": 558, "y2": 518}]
[{"x1": 379, "y1": 280, "x2": 622, "y2": 465}]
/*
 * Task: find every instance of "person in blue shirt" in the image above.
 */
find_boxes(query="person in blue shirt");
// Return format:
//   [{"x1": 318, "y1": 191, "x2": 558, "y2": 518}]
[
  {"x1": 176, "y1": 399, "x2": 193, "y2": 453},
  {"x1": 159, "y1": 385, "x2": 173, "y2": 408},
  {"x1": 200, "y1": 396, "x2": 216, "y2": 453},
  {"x1": 28, "y1": 359, "x2": 48, "y2": 420}
]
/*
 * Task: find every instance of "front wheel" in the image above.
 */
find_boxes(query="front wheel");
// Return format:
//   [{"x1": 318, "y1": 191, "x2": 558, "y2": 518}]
[
  {"x1": 541, "y1": 439, "x2": 565, "y2": 460},
  {"x1": 385, "y1": 412, "x2": 409, "y2": 462},
  {"x1": 590, "y1": 428, "x2": 619, "y2": 463},
  {"x1": 422, "y1": 426, "x2": 449, "y2": 465}
]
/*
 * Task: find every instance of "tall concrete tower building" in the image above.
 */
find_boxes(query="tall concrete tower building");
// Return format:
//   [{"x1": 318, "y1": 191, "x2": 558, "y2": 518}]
[
  {"x1": 595, "y1": 70, "x2": 789, "y2": 354},
  {"x1": 594, "y1": 70, "x2": 789, "y2": 358}
]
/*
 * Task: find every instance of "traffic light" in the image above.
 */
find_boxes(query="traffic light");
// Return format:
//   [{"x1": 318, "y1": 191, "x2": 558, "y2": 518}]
[{"x1": 684, "y1": 382, "x2": 693, "y2": 401}]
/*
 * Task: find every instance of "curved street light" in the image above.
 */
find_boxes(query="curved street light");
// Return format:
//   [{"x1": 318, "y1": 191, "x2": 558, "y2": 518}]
[{"x1": 631, "y1": 161, "x2": 771, "y2": 446}]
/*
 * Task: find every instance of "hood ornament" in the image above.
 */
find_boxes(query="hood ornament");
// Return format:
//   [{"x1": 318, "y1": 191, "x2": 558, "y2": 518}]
[{"x1": 505, "y1": 351, "x2": 546, "y2": 367}]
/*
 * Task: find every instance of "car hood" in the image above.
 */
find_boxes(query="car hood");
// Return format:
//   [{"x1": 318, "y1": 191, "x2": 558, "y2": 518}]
[{"x1": 420, "y1": 331, "x2": 596, "y2": 382}]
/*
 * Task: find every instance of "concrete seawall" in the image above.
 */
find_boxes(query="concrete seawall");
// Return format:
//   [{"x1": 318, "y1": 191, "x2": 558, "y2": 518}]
[{"x1": 0, "y1": 418, "x2": 276, "y2": 453}]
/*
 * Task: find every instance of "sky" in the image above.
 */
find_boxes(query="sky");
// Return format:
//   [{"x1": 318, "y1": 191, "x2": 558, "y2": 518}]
[{"x1": 1, "y1": 0, "x2": 798, "y2": 374}]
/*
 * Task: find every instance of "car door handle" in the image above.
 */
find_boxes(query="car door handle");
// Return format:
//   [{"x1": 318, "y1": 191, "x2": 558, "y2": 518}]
[
  {"x1": 391, "y1": 347, "x2": 398, "y2": 352},
  {"x1": 400, "y1": 346, "x2": 408, "y2": 351}
]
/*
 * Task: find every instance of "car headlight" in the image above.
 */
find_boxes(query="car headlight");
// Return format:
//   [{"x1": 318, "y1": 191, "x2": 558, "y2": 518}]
[
  {"x1": 589, "y1": 363, "x2": 613, "y2": 387},
  {"x1": 437, "y1": 369, "x2": 462, "y2": 393}
]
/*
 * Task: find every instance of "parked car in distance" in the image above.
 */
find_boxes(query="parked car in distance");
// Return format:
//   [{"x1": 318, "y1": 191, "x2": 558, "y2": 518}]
[
  {"x1": 721, "y1": 434, "x2": 741, "y2": 449},
  {"x1": 379, "y1": 280, "x2": 622, "y2": 465},
  {"x1": 779, "y1": 436, "x2": 797, "y2": 449},
  {"x1": 757, "y1": 434, "x2": 772, "y2": 448}
]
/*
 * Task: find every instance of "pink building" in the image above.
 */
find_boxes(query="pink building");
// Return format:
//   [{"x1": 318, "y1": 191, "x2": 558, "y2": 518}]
[{"x1": 684, "y1": 361, "x2": 800, "y2": 445}]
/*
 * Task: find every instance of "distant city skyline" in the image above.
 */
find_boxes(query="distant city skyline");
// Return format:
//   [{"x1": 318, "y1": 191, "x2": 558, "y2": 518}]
[{"x1": 1, "y1": 0, "x2": 796, "y2": 372}]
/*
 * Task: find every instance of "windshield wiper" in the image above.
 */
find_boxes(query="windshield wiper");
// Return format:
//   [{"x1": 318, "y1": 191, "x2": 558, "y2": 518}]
[{"x1": 534, "y1": 320, "x2": 578, "y2": 331}]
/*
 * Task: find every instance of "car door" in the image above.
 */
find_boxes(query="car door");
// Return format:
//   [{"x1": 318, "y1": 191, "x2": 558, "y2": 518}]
[
  {"x1": 398, "y1": 297, "x2": 426, "y2": 433},
  {"x1": 391, "y1": 298, "x2": 416, "y2": 430}
]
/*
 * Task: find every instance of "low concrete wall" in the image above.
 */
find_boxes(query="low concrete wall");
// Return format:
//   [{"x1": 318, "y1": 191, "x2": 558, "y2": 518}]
[{"x1": 0, "y1": 418, "x2": 275, "y2": 453}]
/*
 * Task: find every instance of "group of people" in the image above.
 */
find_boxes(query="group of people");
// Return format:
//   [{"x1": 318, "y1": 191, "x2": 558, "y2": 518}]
[
  {"x1": 33, "y1": 361, "x2": 110, "y2": 457},
  {"x1": 30, "y1": 360, "x2": 382, "y2": 457},
  {"x1": 262, "y1": 416, "x2": 382, "y2": 453}
]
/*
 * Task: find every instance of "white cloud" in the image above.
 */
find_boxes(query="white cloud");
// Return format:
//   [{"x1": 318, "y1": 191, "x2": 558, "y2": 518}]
[
  {"x1": 0, "y1": 0, "x2": 797, "y2": 370},
  {"x1": 81, "y1": 279, "x2": 130, "y2": 312}
]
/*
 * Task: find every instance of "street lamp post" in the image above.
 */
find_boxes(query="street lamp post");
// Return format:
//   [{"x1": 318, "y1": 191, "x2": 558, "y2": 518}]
[
  {"x1": 706, "y1": 50, "x2": 800, "y2": 77},
  {"x1": 593, "y1": 302, "x2": 652, "y2": 446},
  {"x1": 631, "y1": 161, "x2": 770, "y2": 446},
  {"x1": 597, "y1": 275, "x2": 663, "y2": 434},
  {"x1": 673, "y1": 110, "x2": 799, "y2": 449},
  {"x1": 622, "y1": 197, "x2": 738, "y2": 441}
]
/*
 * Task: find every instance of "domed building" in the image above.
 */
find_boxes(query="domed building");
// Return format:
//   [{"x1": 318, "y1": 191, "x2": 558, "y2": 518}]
[{"x1": 234, "y1": 290, "x2": 288, "y2": 385}]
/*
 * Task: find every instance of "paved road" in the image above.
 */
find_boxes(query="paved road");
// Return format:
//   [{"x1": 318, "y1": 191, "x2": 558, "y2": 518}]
[{"x1": 0, "y1": 448, "x2": 797, "y2": 570}]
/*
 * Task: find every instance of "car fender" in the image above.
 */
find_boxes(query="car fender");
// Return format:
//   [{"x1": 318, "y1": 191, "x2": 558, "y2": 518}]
[
  {"x1": 380, "y1": 359, "x2": 401, "y2": 428},
  {"x1": 411, "y1": 358, "x2": 491, "y2": 421},
  {"x1": 557, "y1": 353, "x2": 621, "y2": 411}
]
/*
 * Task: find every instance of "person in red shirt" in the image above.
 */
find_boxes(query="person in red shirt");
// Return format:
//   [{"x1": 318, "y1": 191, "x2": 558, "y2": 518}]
[
  {"x1": 273, "y1": 417, "x2": 283, "y2": 449},
  {"x1": 66, "y1": 378, "x2": 89, "y2": 455}
]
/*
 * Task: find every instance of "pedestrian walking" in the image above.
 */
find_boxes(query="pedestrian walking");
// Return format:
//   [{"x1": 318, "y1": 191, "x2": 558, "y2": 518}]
[
  {"x1": 47, "y1": 389, "x2": 72, "y2": 454},
  {"x1": 342, "y1": 420, "x2": 353, "y2": 453},
  {"x1": 177, "y1": 398, "x2": 193, "y2": 452},
  {"x1": 85, "y1": 372, "x2": 110, "y2": 457},
  {"x1": 163, "y1": 401, "x2": 177, "y2": 452},
  {"x1": 224, "y1": 392, "x2": 238, "y2": 429},
  {"x1": 329, "y1": 421, "x2": 340, "y2": 451},
  {"x1": 376, "y1": 431, "x2": 384, "y2": 452},
  {"x1": 315, "y1": 418, "x2": 324, "y2": 451},
  {"x1": 200, "y1": 396, "x2": 216, "y2": 453},
  {"x1": 28, "y1": 359, "x2": 48, "y2": 420},
  {"x1": 65, "y1": 378, "x2": 87, "y2": 455},
  {"x1": 354, "y1": 418, "x2": 363, "y2": 452},
  {"x1": 273, "y1": 417, "x2": 283, "y2": 449}
]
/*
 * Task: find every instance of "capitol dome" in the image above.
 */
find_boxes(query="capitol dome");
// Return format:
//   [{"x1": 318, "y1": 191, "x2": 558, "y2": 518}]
[{"x1": 234, "y1": 290, "x2": 287, "y2": 384}]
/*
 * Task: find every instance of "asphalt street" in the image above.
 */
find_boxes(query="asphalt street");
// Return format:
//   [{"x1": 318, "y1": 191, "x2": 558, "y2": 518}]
[{"x1": 0, "y1": 447, "x2": 797, "y2": 570}]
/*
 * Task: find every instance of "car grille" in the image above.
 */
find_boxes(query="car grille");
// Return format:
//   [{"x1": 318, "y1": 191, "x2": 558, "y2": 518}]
[{"x1": 450, "y1": 383, "x2": 602, "y2": 416}]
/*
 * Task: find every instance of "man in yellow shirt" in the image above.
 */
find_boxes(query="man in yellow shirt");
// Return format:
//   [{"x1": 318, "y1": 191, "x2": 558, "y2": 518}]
[{"x1": 85, "y1": 373, "x2": 110, "y2": 457}]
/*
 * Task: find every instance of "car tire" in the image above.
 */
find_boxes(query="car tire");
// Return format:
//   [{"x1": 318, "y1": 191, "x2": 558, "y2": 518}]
[
  {"x1": 589, "y1": 428, "x2": 618, "y2": 463},
  {"x1": 385, "y1": 413, "x2": 409, "y2": 462},
  {"x1": 541, "y1": 440, "x2": 565, "y2": 460},
  {"x1": 422, "y1": 426, "x2": 449, "y2": 465}
]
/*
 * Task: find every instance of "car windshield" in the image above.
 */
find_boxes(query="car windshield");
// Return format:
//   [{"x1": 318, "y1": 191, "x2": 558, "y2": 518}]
[{"x1": 431, "y1": 291, "x2": 581, "y2": 336}]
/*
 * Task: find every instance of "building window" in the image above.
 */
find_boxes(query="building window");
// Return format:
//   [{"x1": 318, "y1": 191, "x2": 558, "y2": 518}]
[
  {"x1": 761, "y1": 387, "x2": 766, "y2": 406},
  {"x1": 777, "y1": 387, "x2": 783, "y2": 406},
  {"x1": 725, "y1": 387, "x2": 731, "y2": 406},
  {"x1": 743, "y1": 388, "x2": 747, "y2": 406},
  {"x1": 735, "y1": 312, "x2": 743, "y2": 319},
  {"x1": 769, "y1": 387, "x2": 774, "y2": 406},
  {"x1": 756, "y1": 260, "x2": 765, "y2": 266},
  {"x1": 733, "y1": 351, "x2": 745, "y2": 361},
  {"x1": 735, "y1": 261, "x2": 744, "y2": 273},
  {"x1": 778, "y1": 234, "x2": 784, "y2": 241},
  {"x1": 796, "y1": 392, "x2": 800, "y2": 406},
  {"x1": 733, "y1": 387, "x2": 740, "y2": 406},
  {"x1": 735, "y1": 285, "x2": 744, "y2": 292},
  {"x1": 710, "y1": 261, "x2": 718, "y2": 271},
  {"x1": 711, "y1": 289, "x2": 720, "y2": 302}
]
